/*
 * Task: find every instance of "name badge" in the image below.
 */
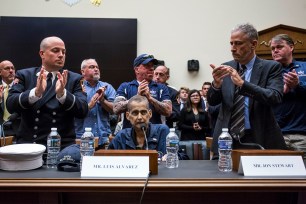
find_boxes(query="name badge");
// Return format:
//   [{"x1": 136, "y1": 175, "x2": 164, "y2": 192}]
[
  {"x1": 238, "y1": 156, "x2": 306, "y2": 176},
  {"x1": 81, "y1": 156, "x2": 150, "y2": 179}
]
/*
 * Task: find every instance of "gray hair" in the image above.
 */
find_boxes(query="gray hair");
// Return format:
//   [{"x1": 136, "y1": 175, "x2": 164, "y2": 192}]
[
  {"x1": 271, "y1": 34, "x2": 294, "y2": 46},
  {"x1": 232, "y1": 23, "x2": 258, "y2": 41},
  {"x1": 127, "y1": 95, "x2": 150, "y2": 111},
  {"x1": 155, "y1": 65, "x2": 170, "y2": 75},
  {"x1": 81, "y1": 59, "x2": 97, "y2": 69}
]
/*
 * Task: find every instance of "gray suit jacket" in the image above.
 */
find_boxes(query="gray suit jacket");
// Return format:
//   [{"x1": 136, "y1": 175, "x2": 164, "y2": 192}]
[{"x1": 207, "y1": 57, "x2": 286, "y2": 155}]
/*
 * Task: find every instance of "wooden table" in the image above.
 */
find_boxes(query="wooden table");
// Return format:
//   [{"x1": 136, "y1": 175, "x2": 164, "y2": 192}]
[{"x1": 0, "y1": 160, "x2": 305, "y2": 204}]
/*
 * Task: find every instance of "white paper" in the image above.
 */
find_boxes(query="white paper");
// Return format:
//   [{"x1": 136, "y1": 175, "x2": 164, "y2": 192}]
[
  {"x1": 81, "y1": 156, "x2": 150, "y2": 179},
  {"x1": 238, "y1": 156, "x2": 306, "y2": 176}
]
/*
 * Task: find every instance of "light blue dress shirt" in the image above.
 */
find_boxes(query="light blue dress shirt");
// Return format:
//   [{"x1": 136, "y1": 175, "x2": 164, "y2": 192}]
[
  {"x1": 242, "y1": 56, "x2": 256, "y2": 130},
  {"x1": 74, "y1": 80, "x2": 116, "y2": 145}
]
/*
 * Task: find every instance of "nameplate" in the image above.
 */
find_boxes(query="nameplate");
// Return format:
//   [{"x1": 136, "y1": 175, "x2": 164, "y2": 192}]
[
  {"x1": 81, "y1": 156, "x2": 150, "y2": 179},
  {"x1": 238, "y1": 156, "x2": 306, "y2": 176}
]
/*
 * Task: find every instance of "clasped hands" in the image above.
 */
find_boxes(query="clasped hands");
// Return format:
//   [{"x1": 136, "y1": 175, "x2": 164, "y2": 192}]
[
  {"x1": 137, "y1": 80, "x2": 152, "y2": 100},
  {"x1": 35, "y1": 67, "x2": 68, "y2": 98},
  {"x1": 210, "y1": 64, "x2": 244, "y2": 88},
  {"x1": 193, "y1": 122, "x2": 202, "y2": 131},
  {"x1": 283, "y1": 69, "x2": 299, "y2": 93},
  {"x1": 88, "y1": 86, "x2": 107, "y2": 109}
]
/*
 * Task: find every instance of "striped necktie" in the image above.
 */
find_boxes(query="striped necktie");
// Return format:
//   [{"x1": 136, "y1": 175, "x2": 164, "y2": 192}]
[{"x1": 230, "y1": 65, "x2": 246, "y2": 138}]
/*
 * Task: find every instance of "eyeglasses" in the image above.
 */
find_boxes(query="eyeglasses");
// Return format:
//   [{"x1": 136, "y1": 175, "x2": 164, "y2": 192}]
[{"x1": 190, "y1": 94, "x2": 200, "y2": 98}]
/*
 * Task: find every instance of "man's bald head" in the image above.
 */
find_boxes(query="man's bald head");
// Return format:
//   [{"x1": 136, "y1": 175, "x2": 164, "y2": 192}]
[{"x1": 40, "y1": 36, "x2": 65, "y2": 51}]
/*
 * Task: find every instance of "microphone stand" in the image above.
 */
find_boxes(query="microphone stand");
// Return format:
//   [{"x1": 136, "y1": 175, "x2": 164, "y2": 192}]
[
  {"x1": 232, "y1": 130, "x2": 265, "y2": 150},
  {"x1": 1, "y1": 113, "x2": 19, "y2": 147},
  {"x1": 140, "y1": 124, "x2": 149, "y2": 150},
  {"x1": 1, "y1": 121, "x2": 9, "y2": 147}
]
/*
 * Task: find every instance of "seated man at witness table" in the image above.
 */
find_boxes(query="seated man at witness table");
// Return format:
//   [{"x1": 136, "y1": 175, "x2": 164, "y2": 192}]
[{"x1": 108, "y1": 95, "x2": 188, "y2": 160}]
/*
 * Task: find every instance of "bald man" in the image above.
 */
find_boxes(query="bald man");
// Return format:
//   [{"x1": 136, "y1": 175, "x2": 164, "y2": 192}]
[
  {"x1": 7, "y1": 36, "x2": 88, "y2": 148},
  {"x1": 0, "y1": 60, "x2": 20, "y2": 136},
  {"x1": 153, "y1": 65, "x2": 180, "y2": 128}
]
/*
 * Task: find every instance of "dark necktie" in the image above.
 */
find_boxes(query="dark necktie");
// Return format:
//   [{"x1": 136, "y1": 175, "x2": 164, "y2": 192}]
[
  {"x1": 42, "y1": 72, "x2": 53, "y2": 97},
  {"x1": 230, "y1": 65, "x2": 246, "y2": 138},
  {"x1": 34, "y1": 72, "x2": 54, "y2": 109},
  {"x1": 46, "y1": 72, "x2": 53, "y2": 90},
  {"x1": 43, "y1": 72, "x2": 53, "y2": 96}
]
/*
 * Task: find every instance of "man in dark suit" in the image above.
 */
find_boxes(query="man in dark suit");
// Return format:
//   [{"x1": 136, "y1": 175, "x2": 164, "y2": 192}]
[
  {"x1": 7, "y1": 36, "x2": 88, "y2": 148},
  {"x1": 0, "y1": 60, "x2": 20, "y2": 137},
  {"x1": 207, "y1": 23, "x2": 286, "y2": 157}
]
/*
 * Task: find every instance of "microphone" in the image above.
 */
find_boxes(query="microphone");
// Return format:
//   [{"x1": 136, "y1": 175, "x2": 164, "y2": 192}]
[
  {"x1": 139, "y1": 123, "x2": 149, "y2": 150},
  {"x1": 1, "y1": 113, "x2": 19, "y2": 147},
  {"x1": 231, "y1": 129, "x2": 265, "y2": 150}
]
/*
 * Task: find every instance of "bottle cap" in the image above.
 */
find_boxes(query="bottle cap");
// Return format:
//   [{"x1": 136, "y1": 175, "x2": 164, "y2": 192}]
[
  {"x1": 169, "y1": 128, "x2": 175, "y2": 132},
  {"x1": 51, "y1": 127, "x2": 57, "y2": 131},
  {"x1": 85, "y1": 127, "x2": 92, "y2": 132},
  {"x1": 222, "y1": 128, "x2": 228, "y2": 132}
]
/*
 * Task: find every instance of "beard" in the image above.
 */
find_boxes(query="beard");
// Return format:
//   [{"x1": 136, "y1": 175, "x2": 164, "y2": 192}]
[{"x1": 93, "y1": 74, "x2": 100, "y2": 81}]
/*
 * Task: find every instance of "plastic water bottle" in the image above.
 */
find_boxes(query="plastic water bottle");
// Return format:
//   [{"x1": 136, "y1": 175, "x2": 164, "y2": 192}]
[
  {"x1": 80, "y1": 127, "x2": 95, "y2": 170},
  {"x1": 166, "y1": 128, "x2": 179, "y2": 168},
  {"x1": 218, "y1": 128, "x2": 233, "y2": 172},
  {"x1": 46, "y1": 127, "x2": 61, "y2": 168}
]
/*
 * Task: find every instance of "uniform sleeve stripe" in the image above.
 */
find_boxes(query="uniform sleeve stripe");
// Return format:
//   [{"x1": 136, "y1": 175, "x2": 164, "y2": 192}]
[
  {"x1": 66, "y1": 95, "x2": 75, "y2": 111},
  {"x1": 18, "y1": 93, "x2": 27, "y2": 109}
]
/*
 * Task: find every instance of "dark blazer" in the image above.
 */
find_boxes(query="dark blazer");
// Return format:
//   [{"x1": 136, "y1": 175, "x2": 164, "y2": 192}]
[
  {"x1": 207, "y1": 57, "x2": 286, "y2": 155},
  {"x1": 7, "y1": 67, "x2": 88, "y2": 148},
  {"x1": 178, "y1": 108, "x2": 210, "y2": 141},
  {"x1": 207, "y1": 104, "x2": 220, "y2": 136},
  {"x1": 0, "y1": 85, "x2": 6, "y2": 124},
  {"x1": 166, "y1": 85, "x2": 180, "y2": 128},
  {"x1": 0, "y1": 83, "x2": 20, "y2": 136}
]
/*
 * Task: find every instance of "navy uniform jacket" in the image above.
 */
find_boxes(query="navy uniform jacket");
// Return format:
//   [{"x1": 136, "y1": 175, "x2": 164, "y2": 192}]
[
  {"x1": 165, "y1": 85, "x2": 180, "y2": 128},
  {"x1": 207, "y1": 57, "x2": 286, "y2": 155},
  {"x1": 108, "y1": 123, "x2": 168, "y2": 154},
  {"x1": 7, "y1": 67, "x2": 88, "y2": 148},
  {"x1": 108, "y1": 123, "x2": 189, "y2": 160},
  {"x1": 273, "y1": 60, "x2": 306, "y2": 134}
]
